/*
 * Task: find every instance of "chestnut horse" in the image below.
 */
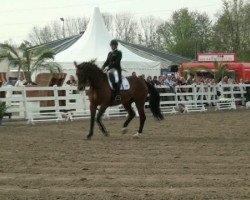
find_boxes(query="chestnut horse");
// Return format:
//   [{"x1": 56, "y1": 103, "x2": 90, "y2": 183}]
[{"x1": 74, "y1": 60, "x2": 163, "y2": 139}]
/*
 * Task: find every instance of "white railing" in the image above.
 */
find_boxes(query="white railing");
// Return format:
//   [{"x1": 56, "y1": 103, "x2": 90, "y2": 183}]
[{"x1": 0, "y1": 84, "x2": 249, "y2": 121}]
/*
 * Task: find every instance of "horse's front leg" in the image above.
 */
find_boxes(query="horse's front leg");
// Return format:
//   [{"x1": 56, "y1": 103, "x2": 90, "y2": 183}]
[
  {"x1": 87, "y1": 104, "x2": 97, "y2": 140},
  {"x1": 96, "y1": 105, "x2": 109, "y2": 137}
]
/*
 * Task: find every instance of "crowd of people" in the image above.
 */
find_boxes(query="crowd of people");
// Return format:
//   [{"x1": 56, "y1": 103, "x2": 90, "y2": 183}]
[
  {"x1": 131, "y1": 72, "x2": 250, "y2": 87},
  {"x1": 1, "y1": 72, "x2": 250, "y2": 89}
]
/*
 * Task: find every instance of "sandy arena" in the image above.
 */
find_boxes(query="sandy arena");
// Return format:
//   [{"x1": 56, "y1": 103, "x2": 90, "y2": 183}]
[{"x1": 0, "y1": 110, "x2": 250, "y2": 200}]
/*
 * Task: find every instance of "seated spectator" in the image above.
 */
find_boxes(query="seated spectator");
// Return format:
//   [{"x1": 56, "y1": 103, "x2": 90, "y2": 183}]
[
  {"x1": 186, "y1": 75, "x2": 195, "y2": 85},
  {"x1": 164, "y1": 75, "x2": 176, "y2": 87},
  {"x1": 15, "y1": 75, "x2": 26, "y2": 87},
  {"x1": 239, "y1": 79, "x2": 244, "y2": 84},
  {"x1": 220, "y1": 76, "x2": 229, "y2": 84},
  {"x1": 66, "y1": 75, "x2": 77, "y2": 86},
  {"x1": 228, "y1": 77, "x2": 234, "y2": 84}
]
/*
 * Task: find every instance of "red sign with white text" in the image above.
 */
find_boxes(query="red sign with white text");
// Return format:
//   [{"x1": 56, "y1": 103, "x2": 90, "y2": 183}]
[{"x1": 197, "y1": 53, "x2": 237, "y2": 62}]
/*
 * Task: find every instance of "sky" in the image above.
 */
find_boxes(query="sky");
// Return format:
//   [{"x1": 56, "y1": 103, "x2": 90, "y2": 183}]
[{"x1": 0, "y1": 0, "x2": 223, "y2": 43}]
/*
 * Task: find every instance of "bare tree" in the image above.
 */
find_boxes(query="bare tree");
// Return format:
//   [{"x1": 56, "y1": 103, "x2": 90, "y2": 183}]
[
  {"x1": 114, "y1": 13, "x2": 138, "y2": 43},
  {"x1": 139, "y1": 16, "x2": 163, "y2": 50},
  {"x1": 28, "y1": 17, "x2": 89, "y2": 45},
  {"x1": 102, "y1": 13, "x2": 114, "y2": 33}
]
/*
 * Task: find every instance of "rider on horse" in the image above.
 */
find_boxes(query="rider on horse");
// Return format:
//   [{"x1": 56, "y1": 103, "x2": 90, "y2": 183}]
[{"x1": 102, "y1": 39, "x2": 122, "y2": 101}]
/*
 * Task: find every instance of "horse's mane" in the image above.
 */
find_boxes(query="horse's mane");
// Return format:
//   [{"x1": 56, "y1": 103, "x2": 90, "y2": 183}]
[{"x1": 77, "y1": 60, "x2": 107, "y2": 87}]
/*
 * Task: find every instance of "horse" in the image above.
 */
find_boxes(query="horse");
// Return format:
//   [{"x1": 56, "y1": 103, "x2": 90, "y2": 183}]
[{"x1": 74, "y1": 60, "x2": 164, "y2": 139}]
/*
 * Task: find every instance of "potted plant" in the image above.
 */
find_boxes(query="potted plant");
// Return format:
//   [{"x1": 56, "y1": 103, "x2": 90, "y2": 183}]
[{"x1": 0, "y1": 101, "x2": 7, "y2": 125}]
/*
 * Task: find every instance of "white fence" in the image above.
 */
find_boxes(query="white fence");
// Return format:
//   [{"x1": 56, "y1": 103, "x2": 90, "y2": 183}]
[{"x1": 0, "y1": 84, "x2": 249, "y2": 122}]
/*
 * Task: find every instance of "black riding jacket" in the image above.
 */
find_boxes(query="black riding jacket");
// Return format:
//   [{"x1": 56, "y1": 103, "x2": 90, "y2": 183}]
[{"x1": 102, "y1": 49, "x2": 122, "y2": 71}]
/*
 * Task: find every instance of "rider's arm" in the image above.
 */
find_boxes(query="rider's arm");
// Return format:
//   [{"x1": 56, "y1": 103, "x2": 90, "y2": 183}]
[{"x1": 102, "y1": 53, "x2": 110, "y2": 70}]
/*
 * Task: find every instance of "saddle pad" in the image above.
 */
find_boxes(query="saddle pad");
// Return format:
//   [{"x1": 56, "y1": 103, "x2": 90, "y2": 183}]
[{"x1": 108, "y1": 78, "x2": 130, "y2": 91}]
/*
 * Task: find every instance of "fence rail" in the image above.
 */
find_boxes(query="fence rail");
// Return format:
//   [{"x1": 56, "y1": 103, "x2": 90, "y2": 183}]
[{"x1": 0, "y1": 84, "x2": 249, "y2": 122}]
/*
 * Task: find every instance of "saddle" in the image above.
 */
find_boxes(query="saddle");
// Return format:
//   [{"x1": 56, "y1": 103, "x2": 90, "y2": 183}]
[{"x1": 107, "y1": 69, "x2": 130, "y2": 91}]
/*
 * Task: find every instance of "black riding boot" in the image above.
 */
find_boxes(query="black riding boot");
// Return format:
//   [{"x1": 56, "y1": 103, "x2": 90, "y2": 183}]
[{"x1": 114, "y1": 83, "x2": 121, "y2": 101}]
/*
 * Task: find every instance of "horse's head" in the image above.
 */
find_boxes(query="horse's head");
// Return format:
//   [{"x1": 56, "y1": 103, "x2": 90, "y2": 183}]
[
  {"x1": 74, "y1": 60, "x2": 98, "y2": 90},
  {"x1": 74, "y1": 61, "x2": 87, "y2": 91}
]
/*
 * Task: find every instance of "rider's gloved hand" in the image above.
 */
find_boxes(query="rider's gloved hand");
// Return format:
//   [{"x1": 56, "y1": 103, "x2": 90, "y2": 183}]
[{"x1": 103, "y1": 67, "x2": 108, "y2": 73}]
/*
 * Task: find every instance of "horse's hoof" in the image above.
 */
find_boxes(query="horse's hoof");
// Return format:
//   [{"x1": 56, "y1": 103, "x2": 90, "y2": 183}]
[
  {"x1": 133, "y1": 132, "x2": 141, "y2": 139},
  {"x1": 121, "y1": 127, "x2": 128, "y2": 134},
  {"x1": 104, "y1": 132, "x2": 109, "y2": 137},
  {"x1": 86, "y1": 136, "x2": 92, "y2": 140}
]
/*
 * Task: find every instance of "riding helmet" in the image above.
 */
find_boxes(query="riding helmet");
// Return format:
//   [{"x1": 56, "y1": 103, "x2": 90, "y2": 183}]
[{"x1": 110, "y1": 39, "x2": 118, "y2": 46}]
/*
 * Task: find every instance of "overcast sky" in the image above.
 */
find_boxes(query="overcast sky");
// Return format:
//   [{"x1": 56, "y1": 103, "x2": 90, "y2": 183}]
[{"x1": 0, "y1": 0, "x2": 223, "y2": 43}]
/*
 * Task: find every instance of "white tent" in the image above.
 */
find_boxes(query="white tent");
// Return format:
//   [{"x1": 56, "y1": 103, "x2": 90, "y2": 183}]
[{"x1": 55, "y1": 7, "x2": 161, "y2": 77}]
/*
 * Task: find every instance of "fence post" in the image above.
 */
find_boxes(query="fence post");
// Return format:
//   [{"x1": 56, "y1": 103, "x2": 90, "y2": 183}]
[
  {"x1": 239, "y1": 84, "x2": 245, "y2": 105},
  {"x1": 207, "y1": 84, "x2": 211, "y2": 105},
  {"x1": 22, "y1": 86, "x2": 28, "y2": 119},
  {"x1": 230, "y1": 84, "x2": 234, "y2": 99},
  {"x1": 174, "y1": 86, "x2": 178, "y2": 107},
  {"x1": 193, "y1": 84, "x2": 197, "y2": 106},
  {"x1": 53, "y1": 85, "x2": 61, "y2": 120}
]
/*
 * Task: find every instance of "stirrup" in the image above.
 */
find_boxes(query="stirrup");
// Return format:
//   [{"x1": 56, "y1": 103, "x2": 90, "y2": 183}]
[{"x1": 115, "y1": 95, "x2": 121, "y2": 101}]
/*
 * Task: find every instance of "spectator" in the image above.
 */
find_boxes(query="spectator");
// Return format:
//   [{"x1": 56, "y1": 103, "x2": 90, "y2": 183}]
[
  {"x1": 187, "y1": 75, "x2": 195, "y2": 85},
  {"x1": 146, "y1": 76, "x2": 154, "y2": 85},
  {"x1": 228, "y1": 77, "x2": 234, "y2": 84},
  {"x1": 15, "y1": 75, "x2": 26, "y2": 87},
  {"x1": 140, "y1": 74, "x2": 145, "y2": 79},
  {"x1": 66, "y1": 75, "x2": 77, "y2": 86},
  {"x1": 220, "y1": 76, "x2": 229, "y2": 84},
  {"x1": 239, "y1": 79, "x2": 244, "y2": 84},
  {"x1": 132, "y1": 72, "x2": 137, "y2": 77},
  {"x1": 153, "y1": 76, "x2": 161, "y2": 86},
  {"x1": 164, "y1": 75, "x2": 176, "y2": 87}
]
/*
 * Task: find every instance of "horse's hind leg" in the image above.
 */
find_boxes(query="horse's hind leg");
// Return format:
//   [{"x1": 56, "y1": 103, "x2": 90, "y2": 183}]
[
  {"x1": 122, "y1": 102, "x2": 136, "y2": 134},
  {"x1": 133, "y1": 101, "x2": 146, "y2": 138},
  {"x1": 96, "y1": 105, "x2": 109, "y2": 137}
]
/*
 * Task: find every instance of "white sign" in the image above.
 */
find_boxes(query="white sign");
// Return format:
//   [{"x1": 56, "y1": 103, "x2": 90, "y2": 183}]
[{"x1": 197, "y1": 54, "x2": 236, "y2": 62}]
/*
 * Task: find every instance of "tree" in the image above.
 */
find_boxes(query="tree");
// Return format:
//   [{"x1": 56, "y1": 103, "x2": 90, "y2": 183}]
[
  {"x1": 139, "y1": 16, "x2": 163, "y2": 50},
  {"x1": 212, "y1": 0, "x2": 250, "y2": 61},
  {"x1": 102, "y1": 13, "x2": 114, "y2": 32},
  {"x1": 0, "y1": 43, "x2": 61, "y2": 83},
  {"x1": 114, "y1": 13, "x2": 138, "y2": 43},
  {"x1": 158, "y1": 8, "x2": 213, "y2": 58},
  {"x1": 28, "y1": 17, "x2": 89, "y2": 45}
]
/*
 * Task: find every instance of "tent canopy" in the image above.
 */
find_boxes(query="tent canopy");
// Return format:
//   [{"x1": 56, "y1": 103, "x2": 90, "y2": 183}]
[{"x1": 55, "y1": 7, "x2": 160, "y2": 76}]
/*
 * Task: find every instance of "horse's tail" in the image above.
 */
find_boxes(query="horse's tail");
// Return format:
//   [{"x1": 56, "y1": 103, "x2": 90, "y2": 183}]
[{"x1": 145, "y1": 81, "x2": 164, "y2": 120}]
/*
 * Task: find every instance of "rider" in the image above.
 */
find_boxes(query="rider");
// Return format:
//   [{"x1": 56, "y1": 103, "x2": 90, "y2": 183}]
[{"x1": 102, "y1": 39, "x2": 122, "y2": 101}]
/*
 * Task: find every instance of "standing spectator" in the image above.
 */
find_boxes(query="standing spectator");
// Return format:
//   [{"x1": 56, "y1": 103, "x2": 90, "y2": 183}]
[
  {"x1": 153, "y1": 76, "x2": 161, "y2": 86},
  {"x1": 146, "y1": 76, "x2": 154, "y2": 85},
  {"x1": 140, "y1": 74, "x2": 145, "y2": 79},
  {"x1": 158, "y1": 76, "x2": 164, "y2": 85},
  {"x1": 132, "y1": 72, "x2": 137, "y2": 77}
]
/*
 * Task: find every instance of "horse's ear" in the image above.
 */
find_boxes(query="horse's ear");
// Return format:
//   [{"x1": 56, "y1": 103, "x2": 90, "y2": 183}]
[
  {"x1": 90, "y1": 59, "x2": 97, "y2": 64},
  {"x1": 74, "y1": 61, "x2": 78, "y2": 68}
]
